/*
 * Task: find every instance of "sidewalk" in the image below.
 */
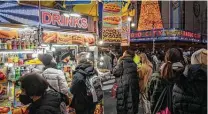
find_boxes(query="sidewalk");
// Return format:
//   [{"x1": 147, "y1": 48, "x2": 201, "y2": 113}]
[{"x1": 103, "y1": 90, "x2": 144, "y2": 114}]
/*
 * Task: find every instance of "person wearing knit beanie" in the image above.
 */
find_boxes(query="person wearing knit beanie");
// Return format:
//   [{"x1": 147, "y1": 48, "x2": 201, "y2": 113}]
[{"x1": 39, "y1": 53, "x2": 68, "y2": 95}]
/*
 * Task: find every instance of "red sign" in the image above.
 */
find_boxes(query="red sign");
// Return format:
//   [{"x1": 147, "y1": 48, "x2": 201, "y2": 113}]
[
  {"x1": 41, "y1": 9, "x2": 88, "y2": 30},
  {"x1": 131, "y1": 29, "x2": 201, "y2": 39}
]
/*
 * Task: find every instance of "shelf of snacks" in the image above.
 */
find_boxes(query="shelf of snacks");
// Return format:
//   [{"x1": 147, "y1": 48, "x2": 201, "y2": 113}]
[
  {"x1": 0, "y1": 27, "x2": 43, "y2": 114},
  {"x1": 0, "y1": 50, "x2": 44, "y2": 114}
]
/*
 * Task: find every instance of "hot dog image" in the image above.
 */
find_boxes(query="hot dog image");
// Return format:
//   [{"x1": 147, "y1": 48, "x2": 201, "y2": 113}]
[
  {"x1": 104, "y1": 3, "x2": 121, "y2": 12},
  {"x1": 0, "y1": 30, "x2": 18, "y2": 39},
  {"x1": 43, "y1": 32, "x2": 57, "y2": 43},
  {"x1": 57, "y1": 33, "x2": 72, "y2": 44},
  {"x1": 103, "y1": 16, "x2": 121, "y2": 25},
  {"x1": 71, "y1": 34, "x2": 85, "y2": 45}
]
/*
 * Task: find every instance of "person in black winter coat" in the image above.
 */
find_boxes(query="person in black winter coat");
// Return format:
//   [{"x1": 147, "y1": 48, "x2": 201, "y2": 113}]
[
  {"x1": 147, "y1": 48, "x2": 185, "y2": 114},
  {"x1": 173, "y1": 49, "x2": 207, "y2": 114},
  {"x1": 113, "y1": 50, "x2": 139, "y2": 114},
  {"x1": 70, "y1": 52, "x2": 96, "y2": 114},
  {"x1": 18, "y1": 73, "x2": 65, "y2": 114}
]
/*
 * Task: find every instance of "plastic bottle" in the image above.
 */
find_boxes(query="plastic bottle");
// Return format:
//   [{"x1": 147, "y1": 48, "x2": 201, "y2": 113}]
[{"x1": 15, "y1": 67, "x2": 20, "y2": 80}]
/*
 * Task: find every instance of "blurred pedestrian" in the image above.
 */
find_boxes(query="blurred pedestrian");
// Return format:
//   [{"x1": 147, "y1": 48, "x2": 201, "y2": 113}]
[
  {"x1": 147, "y1": 48, "x2": 185, "y2": 114},
  {"x1": 70, "y1": 52, "x2": 97, "y2": 114},
  {"x1": 18, "y1": 73, "x2": 67, "y2": 114},
  {"x1": 113, "y1": 50, "x2": 139, "y2": 114},
  {"x1": 138, "y1": 53, "x2": 153, "y2": 94},
  {"x1": 173, "y1": 49, "x2": 207, "y2": 114},
  {"x1": 39, "y1": 54, "x2": 68, "y2": 95},
  {"x1": 133, "y1": 50, "x2": 142, "y2": 68},
  {"x1": 138, "y1": 53, "x2": 153, "y2": 114}
]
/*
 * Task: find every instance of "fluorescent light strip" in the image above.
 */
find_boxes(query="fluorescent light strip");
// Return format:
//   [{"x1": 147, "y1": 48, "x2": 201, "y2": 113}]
[{"x1": 0, "y1": 50, "x2": 43, "y2": 54}]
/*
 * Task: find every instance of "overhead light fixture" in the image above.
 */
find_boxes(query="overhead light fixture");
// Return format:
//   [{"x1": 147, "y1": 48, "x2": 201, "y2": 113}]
[
  {"x1": 32, "y1": 53, "x2": 38, "y2": 58},
  {"x1": 99, "y1": 40, "x2": 103, "y2": 45},
  {"x1": 69, "y1": 13, "x2": 81, "y2": 17},
  {"x1": 100, "y1": 56, "x2": 104, "y2": 61},
  {"x1": 63, "y1": 13, "x2": 70, "y2": 17},
  {"x1": 127, "y1": 17, "x2": 132, "y2": 22},
  {"x1": 51, "y1": 47, "x2": 56, "y2": 52},
  {"x1": 131, "y1": 23, "x2": 135, "y2": 27}
]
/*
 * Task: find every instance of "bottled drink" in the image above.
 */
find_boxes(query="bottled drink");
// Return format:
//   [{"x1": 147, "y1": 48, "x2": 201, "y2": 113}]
[{"x1": 15, "y1": 67, "x2": 20, "y2": 80}]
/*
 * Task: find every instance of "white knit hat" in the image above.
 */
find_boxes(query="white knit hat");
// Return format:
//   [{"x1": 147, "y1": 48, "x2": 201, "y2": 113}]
[{"x1": 191, "y1": 49, "x2": 207, "y2": 65}]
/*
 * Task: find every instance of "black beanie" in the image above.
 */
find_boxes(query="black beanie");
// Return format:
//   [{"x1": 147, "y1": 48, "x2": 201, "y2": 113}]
[{"x1": 39, "y1": 54, "x2": 53, "y2": 66}]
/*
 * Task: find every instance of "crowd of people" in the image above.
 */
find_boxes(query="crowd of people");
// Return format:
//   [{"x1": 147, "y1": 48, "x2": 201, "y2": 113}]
[{"x1": 16, "y1": 47, "x2": 207, "y2": 114}]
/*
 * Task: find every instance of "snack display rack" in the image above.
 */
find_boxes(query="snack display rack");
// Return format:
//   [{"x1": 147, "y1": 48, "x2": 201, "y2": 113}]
[{"x1": 0, "y1": 26, "x2": 45, "y2": 114}]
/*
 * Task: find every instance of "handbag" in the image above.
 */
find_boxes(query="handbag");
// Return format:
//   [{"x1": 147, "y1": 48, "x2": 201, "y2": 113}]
[
  {"x1": 111, "y1": 83, "x2": 118, "y2": 98},
  {"x1": 141, "y1": 93, "x2": 151, "y2": 114},
  {"x1": 153, "y1": 85, "x2": 173, "y2": 114}
]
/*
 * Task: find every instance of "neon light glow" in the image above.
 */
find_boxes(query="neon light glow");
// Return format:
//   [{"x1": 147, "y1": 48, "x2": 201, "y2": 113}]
[{"x1": 138, "y1": 1, "x2": 163, "y2": 30}]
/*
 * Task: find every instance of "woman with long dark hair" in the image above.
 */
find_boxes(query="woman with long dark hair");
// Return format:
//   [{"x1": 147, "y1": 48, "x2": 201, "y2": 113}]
[
  {"x1": 18, "y1": 73, "x2": 66, "y2": 114},
  {"x1": 147, "y1": 48, "x2": 185, "y2": 114}
]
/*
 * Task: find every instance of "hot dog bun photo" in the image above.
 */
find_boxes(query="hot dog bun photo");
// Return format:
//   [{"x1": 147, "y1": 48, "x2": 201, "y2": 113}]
[
  {"x1": 103, "y1": 16, "x2": 121, "y2": 25},
  {"x1": 104, "y1": 3, "x2": 121, "y2": 12}
]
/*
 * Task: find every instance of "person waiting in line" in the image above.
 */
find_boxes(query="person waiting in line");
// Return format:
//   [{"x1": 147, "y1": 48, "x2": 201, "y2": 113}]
[
  {"x1": 137, "y1": 53, "x2": 153, "y2": 114},
  {"x1": 133, "y1": 50, "x2": 142, "y2": 68},
  {"x1": 172, "y1": 49, "x2": 207, "y2": 114},
  {"x1": 147, "y1": 48, "x2": 185, "y2": 114},
  {"x1": 70, "y1": 52, "x2": 97, "y2": 114},
  {"x1": 18, "y1": 73, "x2": 66, "y2": 114},
  {"x1": 39, "y1": 54, "x2": 68, "y2": 95},
  {"x1": 113, "y1": 50, "x2": 139, "y2": 114},
  {"x1": 138, "y1": 53, "x2": 153, "y2": 93}
]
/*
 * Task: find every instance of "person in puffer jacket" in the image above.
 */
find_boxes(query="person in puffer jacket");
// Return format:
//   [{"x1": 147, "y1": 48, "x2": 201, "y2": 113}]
[
  {"x1": 70, "y1": 52, "x2": 96, "y2": 114},
  {"x1": 113, "y1": 50, "x2": 139, "y2": 114},
  {"x1": 39, "y1": 54, "x2": 68, "y2": 95},
  {"x1": 173, "y1": 49, "x2": 207, "y2": 114},
  {"x1": 147, "y1": 48, "x2": 185, "y2": 114}
]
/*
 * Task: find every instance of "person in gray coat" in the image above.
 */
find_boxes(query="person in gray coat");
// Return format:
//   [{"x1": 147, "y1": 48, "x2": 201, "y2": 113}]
[{"x1": 39, "y1": 54, "x2": 68, "y2": 95}]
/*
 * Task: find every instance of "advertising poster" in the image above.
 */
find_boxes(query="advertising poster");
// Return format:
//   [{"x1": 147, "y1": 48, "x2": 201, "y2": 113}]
[
  {"x1": 121, "y1": 16, "x2": 130, "y2": 46},
  {"x1": 42, "y1": 31, "x2": 95, "y2": 45},
  {"x1": 102, "y1": 1, "x2": 122, "y2": 43}
]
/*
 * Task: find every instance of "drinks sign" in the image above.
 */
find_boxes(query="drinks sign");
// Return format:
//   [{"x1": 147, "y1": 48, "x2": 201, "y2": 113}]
[{"x1": 41, "y1": 9, "x2": 88, "y2": 30}]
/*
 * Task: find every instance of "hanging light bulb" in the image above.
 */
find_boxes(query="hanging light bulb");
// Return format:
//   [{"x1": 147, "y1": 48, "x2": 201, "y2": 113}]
[
  {"x1": 127, "y1": 17, "x2": 132, "y2": 22},
  {"x1": 131, "y1": 23, "x2": 135, "y2": 27},
  {"x1": 99, "y1": 40, "x2": 103, "y2": 45}
]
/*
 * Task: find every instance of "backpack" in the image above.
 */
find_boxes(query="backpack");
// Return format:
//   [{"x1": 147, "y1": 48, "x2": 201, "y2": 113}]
[{"x1": 85, "y1": 74, "x2": 103, "y2": 104}]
